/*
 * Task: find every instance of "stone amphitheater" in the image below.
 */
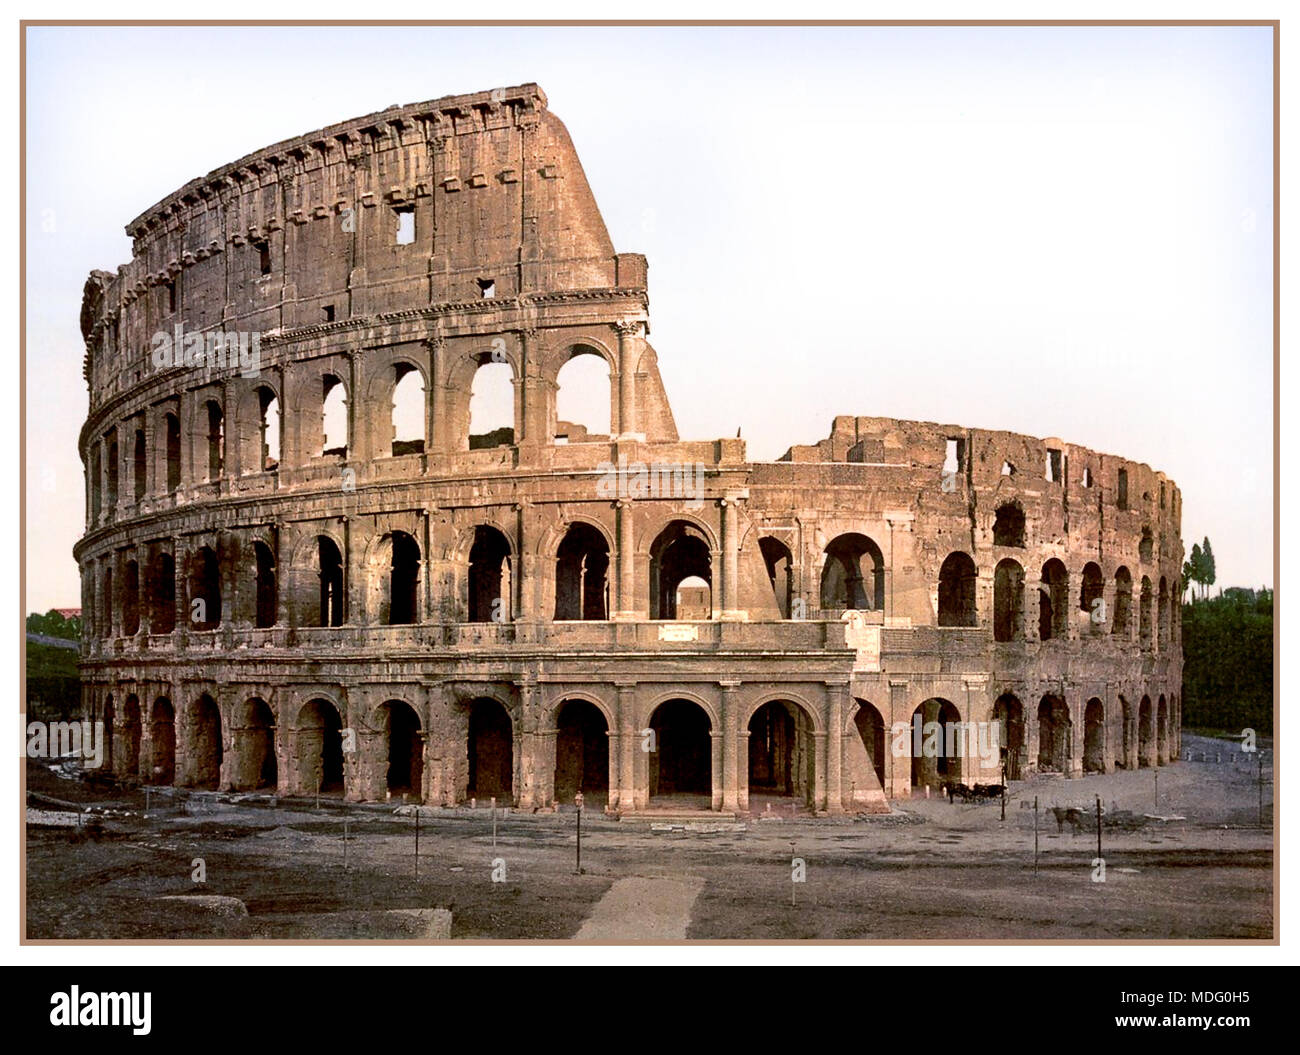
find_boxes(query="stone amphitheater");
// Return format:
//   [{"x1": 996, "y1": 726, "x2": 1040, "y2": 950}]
[{"x1": 74, "y1": 83, "x2": 1183, "y2": 816}]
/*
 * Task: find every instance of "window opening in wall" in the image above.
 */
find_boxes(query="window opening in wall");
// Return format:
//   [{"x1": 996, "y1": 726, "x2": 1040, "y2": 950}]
[
  {"x1": 1001, "y1": 461, "x2": 1015, "y2": 476},
  {"x1": 391, "y1": 365, "x2": 425, "y2": 456},
  {"x1": 477, "y1": 277, "x2": 496, "y2": 299},
  {"x1": 1160, "y1": 482, "x2": 1166, "y2": 508},
  {"x1": 258, "y1": 389, "x2": 281, "y2": 471},
  {"x1": 166, "y1": 279, "x2": 177, "y2": 314},
  {"x1": 323, "y1": 304, "x2": 335, "y2": 323},
  {"x1": 1082, "y1": 466, "x2": 1093, "y2": 488},
  {"x1": 322, "y1": 377, "x2": 347, "y2": 457},
  {"x1": 943, "y1": 438, "x2": 965, "y2": 474},
  {"x1": 1117, "y1": 468, "x2": 1129, "y2": 510},
  {"x1": 133, "y1": 429, "x2": 146, "y2": 501},
  {"x1": 206, "y1": 402, "x2": 224, "y2": 480},
  {"x1": 394, "y1": 207, "x2": 415, "y2": 246},
  {"x1": 254, "y1": 240, "x2": 271, "y2": 276},
  {"x1": 1046, "y1": 448, "x2": 1062, "y2": 483}
]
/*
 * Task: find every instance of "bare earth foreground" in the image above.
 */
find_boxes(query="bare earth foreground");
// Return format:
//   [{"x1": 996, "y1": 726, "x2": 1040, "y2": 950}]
[{"x1": 26, "y1": 734, "x2": 1272, "y2": 941}]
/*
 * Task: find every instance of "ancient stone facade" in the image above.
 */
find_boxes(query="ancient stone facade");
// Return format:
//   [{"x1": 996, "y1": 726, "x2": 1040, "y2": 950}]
[{"x1": 75, "y1": 83, "x2": 1183, "y2": 814}]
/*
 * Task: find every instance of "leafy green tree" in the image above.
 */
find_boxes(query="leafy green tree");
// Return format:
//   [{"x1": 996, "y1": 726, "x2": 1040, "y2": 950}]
[{"x1": 1199, "y1": 537, "x2": 1216, "y2": 598}]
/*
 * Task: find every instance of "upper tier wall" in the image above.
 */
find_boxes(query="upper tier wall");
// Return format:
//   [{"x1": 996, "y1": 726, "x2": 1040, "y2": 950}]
[{"x1": 79, "y1": 83, "x2": 646, "y2": 410}]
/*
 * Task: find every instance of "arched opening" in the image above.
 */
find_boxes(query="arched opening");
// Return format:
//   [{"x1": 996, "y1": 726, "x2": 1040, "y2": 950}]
[
  {"x1": 1084, "y1": 698, "x2": 1106, "y2": 774},
  {"x1": 294, "y1": 698, "x2": 344, "y2": 795},
  {"x1": 321, "y1": 376, "x2": 348, "y2": 457},
  {"x1": 554, "y1": 523, "x2": 610, "y2": 620},
  {"x1": 820, "y1": 533, "x2": 884, "y2": 612},
  {"x1": 133, "y1": 428, "x2": 147, "y2": 500},
  {"x1": 759, "y1": 537, "x2": 794, "y2": 618},
  {"x1": 1139, "y1": 576, "x2": 1153, "y2": 648},
  {"x1": 122, "y1": 560, "x2": 140, "y2": 635},
  {"x1": 1037, "y1": 695, "x2": 1071, "y2": 773},
  {"x1": 554, "y1": 699, "x2": 609, "y2": 805},
  {"x1": 1157, "y1": 695, "x2": 1169, "y2": 765},
  {"x1": 253, "y1": 541, "x2": 277, "y2": 628},
  {"x1": 554, "y1": 349, "x2": 612, "y2": 441},
  {"x1": 391, "y1": 365, "x2": 425, "y2": 455},
  {"x1": 256, "y1": 388, "x2": 280, "y2": 471},
  {"x1": 853, "y1": 699, "x2": 887, "y2": 791},
  {"x1": 911, "y1": 698, "x2": 962, "y2": 790},
  {"x1": 467, "y1": 698, "x2": 513, "y2": 799},
  {"x1": 1113, "y1": 566, "x2": 1132, "y2": 636},
  {"x1": 314, "y1": 536, "x2": 344, "y2": 627},
  {"x1": 378, "y1": 700, "x2": 423, "y2": 799},
  {"x1": 90, "y1": 447, "x2": 102, "y2": 521},
  {"x1": 937, "y1": 551, "x2": 978, "y2": 627},
  {"x1": 164, "y1": 412, "x2": 181, "y2": 492},
  {"x1": 1080, "y1": 562, "x2": 1104, "y2": 627},
  {"x1": 187, "y1": 546, "x2": 221, "y2": 630},
  {"x1": 1138, "y1": 695, "x2": 1153, "y2": 767},
  {"x1": 120, "y1": 695, "x2": 141, "y2": 779},
  {"x1": 649, "y1": 699, "x2": 712, "y2": 806},
  {"x1": 674, "y1": 576, "x2": 711, "y2": 620},
  {"x1": 205, "y1": 401, "x2": 224, "y2": 480},
  {"x1": 747, "y1": 700, "x2": 816, "y2": 812},
  {"x1": 467, "y1": 526, "x2": 511, "y2": 623},
  {"x1": 1118, "y1": 695, "x2": 1133, "y2": 769},
  {"x1": 649, "y1": 521, "x2": 712, "y2": 620},
  {"x1": 101, "y1": 566, "x2": 113, "y2": 636},
  {"x1": 1157, "y1": 577, "x2": 1169, "y2": 647},
  {"x1": 187, "y1": 694, "x2": 223, "y2": 790},
  {"x1": 468, "y1": 359, "x2": 515, "y2": 449},
  {"x1": 388, "y1": 531, "x2": 420, "y2": 625},
  {"x1": 1038, "y1": 559, "x2": 1068, "y2": 641},
  {"x1": 149, "y1": 697, "x2": 175, "y2": 785},
  {"x1": 234, "y1": 698, "x2": 277, "y2": 790},
  {"x1": 993, "y1": 694, "x2": 1025, "y2": 781},
  {"x1": 993, "y1": 559, "x2": 1024, "y2": 642},
  {"x1": 105, "y1": 431, "x2": 119, "y2": 511},
  {"x1": 101, "y1": 696, "x2": 115, "y2": 774},
  {"x1": 993, "y1": 502, "x2": 1025, "y2": 547}
]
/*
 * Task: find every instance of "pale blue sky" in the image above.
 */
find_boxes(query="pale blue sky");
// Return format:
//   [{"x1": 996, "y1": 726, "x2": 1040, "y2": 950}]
[{"x1": 24, "y1": 25, "x2": 1274, "y2": 610}]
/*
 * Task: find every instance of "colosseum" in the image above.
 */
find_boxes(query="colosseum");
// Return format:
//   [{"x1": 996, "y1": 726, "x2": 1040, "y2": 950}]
[{"x1": 74, "y1": 83, "x2": 1183, "y2": 816}]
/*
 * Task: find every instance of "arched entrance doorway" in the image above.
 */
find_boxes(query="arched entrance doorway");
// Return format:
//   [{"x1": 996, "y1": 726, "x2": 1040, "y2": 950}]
[
  {"x1": 993, "y1": 694, "x2": 1025, "y2": 781},
  {"x1": 1084, "y1": 698, "x2": 1106, "y2": 774},
  {"x1": 553, "y1": 699, "x2": 609, "y2": 806},
  {"x1": 747, "y1": 700, "x2": 815, "y2": 813},
  {"x1": 187, "y1": 694, "x2": 223, "y2": 789},
  {"x1": 149, "y1": 697, "x2": 175, "y2": 785},
  {"x1": 467, "y1": 698, "x2": 513, "y2": 800},
  {"x1": 648, "y1": 699, "x2": 712, "y2": 807},
  {"x1": 294, "y1": 698, "x2": 344, "y2": 796},
  {"x1": 234, "y1": 698, "x2": 277, "y2": 790},
  {"x1": 1037, "y1": 695, "x2": 1071, "y2": 773},
  {"x1": 377, "y1": 700, "x2": 423, "y2": 800},
  {"x1": 911, "y1": 698, "x2": 962, "y2": 791}
]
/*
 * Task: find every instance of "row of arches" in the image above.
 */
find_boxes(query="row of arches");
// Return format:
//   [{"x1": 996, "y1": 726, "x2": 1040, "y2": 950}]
[
  {"x1": 992, "y1": 558, "x2": 1178, "y2": 647},
  {"x1": 88, "y1": 349, "x2": 616, "y2": 522},
  {"x1": 92, "y1": 691, "x2": 833, "y2": 810}
]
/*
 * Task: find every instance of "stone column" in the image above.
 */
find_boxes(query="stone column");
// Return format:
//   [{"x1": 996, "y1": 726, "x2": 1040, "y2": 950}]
[
  {"x1": 719, "y1": 495, "x2": 745, "y2": 621},
  {"x1": 516, "y1": 678, "x2": 542, "y2": 810},
  {"x1": 613, "y1": 320, "x2": 644, "y2": 440},
  {"x1": 616, "y1": 681, "x2": 638, "y2": 810},
  {"x1": 720, "y1": 680, "x2": 741, "y2": 812},
  {"x1": 710, "y1": 731, "x2": 723, "y2": 812},
  {"x1": 825, "y1": 681, "x2": 846, "y2": 814},
  {"x1": 426, "y1": 337, "x2": 446, "y2": 454},
  {"x1": 613, "y1": 499, "x2": 636, "y2": 620}
]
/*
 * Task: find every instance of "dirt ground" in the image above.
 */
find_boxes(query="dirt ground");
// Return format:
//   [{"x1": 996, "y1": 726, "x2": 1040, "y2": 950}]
[{"x1": 24, "y1": 733, "x2": 1273, "y2": 941}]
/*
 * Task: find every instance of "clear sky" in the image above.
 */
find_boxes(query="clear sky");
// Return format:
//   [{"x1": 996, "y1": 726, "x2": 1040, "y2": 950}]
[{"x1": 23, "y1": 25, "x2": 1274, "y2": 611}]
